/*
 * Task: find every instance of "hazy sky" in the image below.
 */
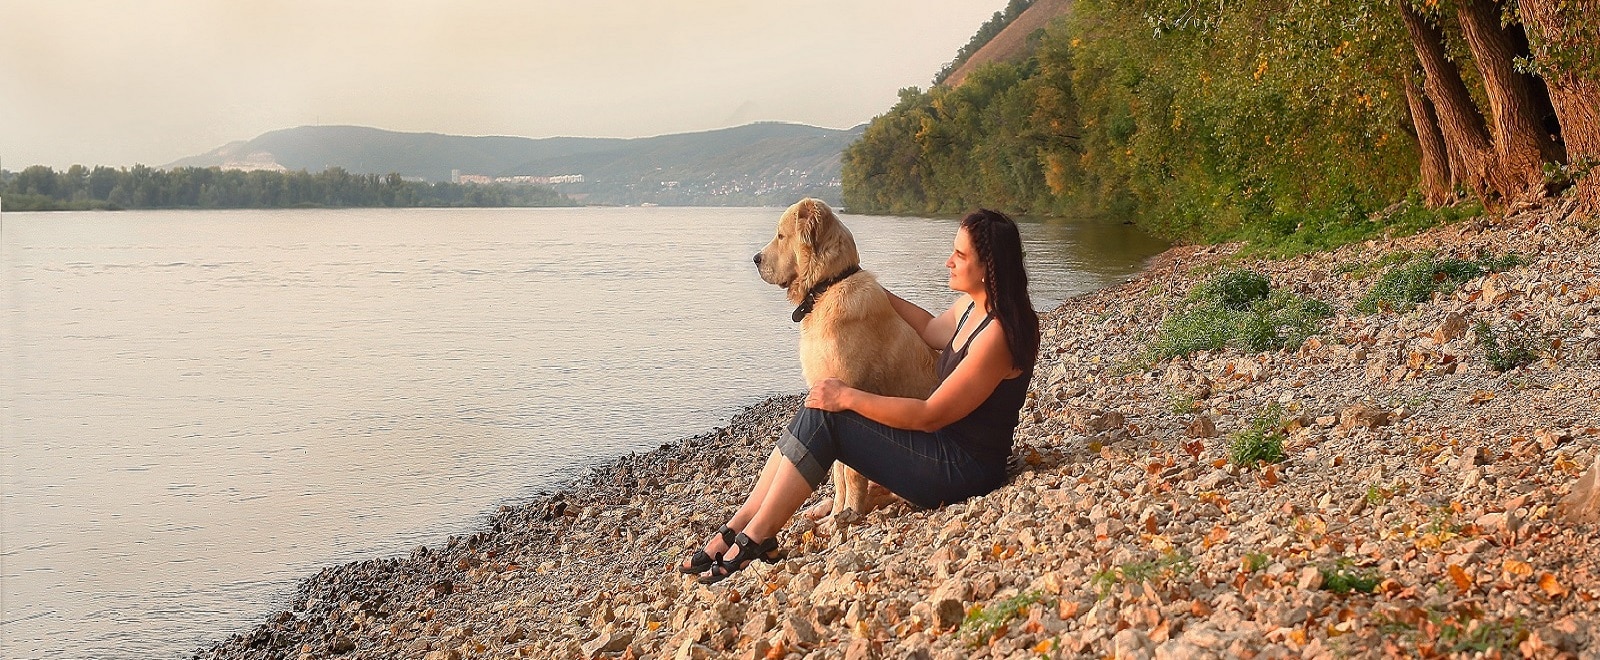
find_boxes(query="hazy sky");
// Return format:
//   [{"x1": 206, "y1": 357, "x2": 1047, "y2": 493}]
[{"x1": 1, "y1": 1, "x2": 1005, "y2": 169}]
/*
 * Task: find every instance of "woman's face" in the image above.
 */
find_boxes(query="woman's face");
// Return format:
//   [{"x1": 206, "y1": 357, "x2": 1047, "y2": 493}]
[{"x1": 946, "y1": 227, "x2": 985, "y2": 294}]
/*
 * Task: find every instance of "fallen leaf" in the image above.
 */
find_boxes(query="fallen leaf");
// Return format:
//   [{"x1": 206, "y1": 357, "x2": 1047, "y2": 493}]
[
  {"x1": 1468, "y1": 390, "x2": 1496, "y2": 404},
  {"x1": 1204, "y1": 525, "x2": 1230, "y2": 548},
  {"x1": 1032, "y1": 639, "x2": 1053, "y2": 654},
  {"x1": 1448, "y1": 564, "x2": 1472, "y2": 592},
  {"x1": 1259, "y1": 465, "x2": 1280, "y2": 486},
  {"x1": 1502, "y1": 559, "x2": 1534, "y2": 581},
  {"x1": 1538, "y1": 573, "x2": 1567, "y2": 598},
  {"x1": 1212, "y1": 458, "x2": 1229, "y2": 469}
]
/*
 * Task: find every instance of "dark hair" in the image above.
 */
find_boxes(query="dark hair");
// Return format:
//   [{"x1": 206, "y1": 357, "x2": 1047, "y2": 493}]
[{"x1": 961, "y1": 209, "x2": 1040, "y2": 371}]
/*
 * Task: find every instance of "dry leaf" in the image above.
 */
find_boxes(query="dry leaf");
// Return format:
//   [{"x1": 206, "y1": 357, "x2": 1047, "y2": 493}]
[
  {"x1": 1032, "y1": 639, "x2": 1053, "y2": 654},
  {"x1": 1448, "y1": 564, "x2": 1472, "y2": 592},
  {"x1": 1212, "y1": 458, "x2": 1229, "y2": 469},
  {"x1": 1468, "y1": 390, "x2": 1496, "y2": 404},
  {"x1": 1502, "y1": 559, "x2": 1534, "y2": 580},
  {"x1": 1260, "y1": 465, "x2": 1281, "y2": 486},
  {"x1": 1204, "y1": 525, "x2": 1230, "y2": 548},
  {"x1": 647, "y1": 621, "x2": 662, "y2": 632},
  {"x1": 1538, "y1": 573, "x2": 1568, "y2": 598}
]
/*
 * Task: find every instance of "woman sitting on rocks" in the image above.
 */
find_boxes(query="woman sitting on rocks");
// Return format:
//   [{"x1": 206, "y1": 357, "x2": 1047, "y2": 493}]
[{"x1": 681, "y1": 209, "x2": 1041, "y2": 584}]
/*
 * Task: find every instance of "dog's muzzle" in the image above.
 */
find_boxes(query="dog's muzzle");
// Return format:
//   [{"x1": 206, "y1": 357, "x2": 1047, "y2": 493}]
[{"x1": 752, "y1": 253, "x2": 763, "y2": 265}]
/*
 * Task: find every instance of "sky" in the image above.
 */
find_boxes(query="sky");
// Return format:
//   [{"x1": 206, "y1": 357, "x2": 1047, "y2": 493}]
[{"x1": 0, "y1": 1, "x2": 1006, "y2": 169}]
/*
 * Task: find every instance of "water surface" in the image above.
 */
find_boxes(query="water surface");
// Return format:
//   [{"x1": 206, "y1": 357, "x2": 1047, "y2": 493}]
[{"x1": 0, "y1": 206, "x2": 1165, "y2": 658}]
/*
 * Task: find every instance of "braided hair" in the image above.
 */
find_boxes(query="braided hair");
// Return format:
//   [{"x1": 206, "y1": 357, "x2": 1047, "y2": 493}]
[{"x1": 960, "y1": 209, "x2": 1040, "y2": 372}]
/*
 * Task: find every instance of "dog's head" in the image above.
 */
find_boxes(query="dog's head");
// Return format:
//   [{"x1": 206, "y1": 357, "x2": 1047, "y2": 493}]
[{"x1": 753, "y1": 198, "x2": 860, "y2": 303}]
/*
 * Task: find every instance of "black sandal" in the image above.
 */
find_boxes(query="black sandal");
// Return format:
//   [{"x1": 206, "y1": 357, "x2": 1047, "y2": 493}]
[
  {"x1": 677, "y1": 525, "x2": 736, "y2": 575},
  {"x1": 697, "y1": 532, "x2": 779, "y2": 585}
]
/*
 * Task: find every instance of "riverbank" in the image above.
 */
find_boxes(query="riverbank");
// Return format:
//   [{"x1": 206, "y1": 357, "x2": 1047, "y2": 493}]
[{"x1": 198, "y1": 197, "x2": 1600, "y2": 660}]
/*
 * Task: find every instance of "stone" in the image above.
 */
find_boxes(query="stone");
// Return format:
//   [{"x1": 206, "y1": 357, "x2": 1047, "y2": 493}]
[
  {"x1": 1480, "y1": 274, "x2": 1516, "y2": 307},
  {"x1": 1560, "y1": 453, "x2": 1600, "y2": 525},
  {"x1": 1186, "y1": 415, "x2": 1218, "y2": 438},
  {"x1": 931, "y1": 598, "x2": 965, "y2": 631},
  {"x1": 1337, "y1": 404, "x2": 1389, "y2": 431},
  {"x1": 782, "y1": 614, "x2": 820, "y2": 646},
  {"x1": 423, "y1": 651, "x2": 461, "y2": 660},
  {"x1": 1155, "y1": 640, "x2": 1216, "y2": 660},
  {"x1": 1430, "y1": 312, "x2": 1468, "y2": 344},
  {"x1": 672, "y1": 641, "x2": 711, "y2": 660},
  {"x1": 1297, "y1": 566, "x2": 1323, "y2": 591},
  {"x1": 1113, "y1": 628, "x2": 1155, "y2": 660},
  {"x1": 844, "y1": 638, "x2": 877, "y2": 660},
  {"x1": 582, "y1": 631, "x2": 633, "y2": 657}
]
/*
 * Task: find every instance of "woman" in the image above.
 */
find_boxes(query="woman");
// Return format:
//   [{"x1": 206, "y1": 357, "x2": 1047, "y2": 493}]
[{"x1": 680, "y1": 209, "x2": 1040, "y2": 584}]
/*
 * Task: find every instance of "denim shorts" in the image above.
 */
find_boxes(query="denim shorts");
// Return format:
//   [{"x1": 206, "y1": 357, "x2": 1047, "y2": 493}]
[{"x1": 776, "y1": 407, "x2": 1008, "y2": 509}]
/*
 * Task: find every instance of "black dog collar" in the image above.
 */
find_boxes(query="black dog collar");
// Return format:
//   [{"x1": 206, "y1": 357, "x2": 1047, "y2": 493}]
[{"x1": 792, "y1": 265, "x2": 862, "y2": 322}]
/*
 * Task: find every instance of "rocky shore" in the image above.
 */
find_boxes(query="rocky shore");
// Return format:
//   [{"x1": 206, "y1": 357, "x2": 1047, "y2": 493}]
[{"x1": 199, "y1": 198, "x2": 1600, "y2": 660}]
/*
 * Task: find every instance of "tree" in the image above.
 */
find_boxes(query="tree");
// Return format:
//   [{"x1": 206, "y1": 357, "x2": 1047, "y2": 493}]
[{"x1": 1516, "y1": 0, "x2": 1600, "y2": 211}]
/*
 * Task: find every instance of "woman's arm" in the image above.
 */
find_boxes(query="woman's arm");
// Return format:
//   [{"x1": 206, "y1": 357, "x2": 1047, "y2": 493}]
[{"x1": 806, "y1": 322, "x2": 1017, "y2": 432}]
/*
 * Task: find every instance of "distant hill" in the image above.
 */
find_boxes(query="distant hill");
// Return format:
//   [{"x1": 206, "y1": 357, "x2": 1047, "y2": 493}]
[
  {"x1": 943, "y1": 0, "x2": 1074, "y2": 88},
  {"x1": 167, "y1": 123, "x2": 863, "y2": 206}
]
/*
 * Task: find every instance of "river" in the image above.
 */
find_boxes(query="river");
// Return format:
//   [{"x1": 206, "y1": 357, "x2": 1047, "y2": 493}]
[{"x1": 0, "y1": 206, "x2": 1165, "y2": 658}]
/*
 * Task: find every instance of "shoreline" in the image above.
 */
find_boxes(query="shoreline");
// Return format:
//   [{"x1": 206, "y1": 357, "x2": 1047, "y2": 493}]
[{"x1": 199, "y1": 199, "x2": 1599, "y2": 659}]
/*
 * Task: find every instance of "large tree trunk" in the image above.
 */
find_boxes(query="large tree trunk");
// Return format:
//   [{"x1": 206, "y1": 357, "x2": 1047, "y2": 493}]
[
  {"x1": 1516, "y1": 0, "x2": 1600, "y2": 213},
  {"x1": 1455, "y1": 0, "x2": 1566, "y2": 199},
  {"x1": 1400, "y1": 4, "x2": 1509, "y2": 205},
  {"x1": 1404, "y1": 73, "x2": 1457, "y2": 206}
]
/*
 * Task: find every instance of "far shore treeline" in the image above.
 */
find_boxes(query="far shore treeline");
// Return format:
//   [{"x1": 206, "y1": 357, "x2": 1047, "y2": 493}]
[
  {"x1": 842, "y1": 0, "x2": 1598, "y2": 254},
  {"x1": 0, "y1": 165, "x2": 576, "y2": 212}
]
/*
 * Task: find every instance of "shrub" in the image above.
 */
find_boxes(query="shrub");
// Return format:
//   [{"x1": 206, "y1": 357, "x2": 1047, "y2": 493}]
[
  {"x1": 1473, "y1": 319, "x2": 1547, "y2": 371},
  {"x1": 1228, "y1": 405, "x2": 1287, "y2": 466},
  {"x1": 1188, "y1": 269, "x2": 1271, "y2": 311},
  {"x1": 1356, "y1": 252, "x2": 1524, "y2": 313},
  {"x1": 1149, "y1": 271, "x2": 1333, "y2": 361},
  {"x1": 960, "y1": 591, "x2": 1051, "y2": 643},
  {"x1": 1319, "y1": 558, "x2": 1381, "y2": 594}
]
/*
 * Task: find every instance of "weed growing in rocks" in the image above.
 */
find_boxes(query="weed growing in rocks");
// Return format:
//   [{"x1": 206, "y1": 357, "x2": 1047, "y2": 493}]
[
  {"x1": 1149, "y1": 270, "x2": 1333, "y2": 361},
  {"x1": 1356, "y1": 251, "x2": 1524, "y2": 313},
  {"x1": 1473, "y1": 319, "x2": 1549, "y2": 371},
  {"x1": 1228, "y1": 405, "x2": 1287, "y2": 467},
  {"x1": 1373, "y1": 607, "x2": 1527, "y2": 656},
  {"x1": 1091, "y1": 553, "x2": 1194, "y2": 598},
  {"x1": 959, "y1": 591, "x2": 1051, "y2": 645},
  {"x1": 1241, "y1": 552, "x2": 1271, "y2": 573},
  {"x1": 1319, "y1": 558, "x2": 1381, "y2": 594}
]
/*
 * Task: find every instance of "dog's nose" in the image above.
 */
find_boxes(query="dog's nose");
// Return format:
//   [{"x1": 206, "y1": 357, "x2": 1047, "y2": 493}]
[{"x1": 752, "y1": 253, "x2": 763, "y2": 265}]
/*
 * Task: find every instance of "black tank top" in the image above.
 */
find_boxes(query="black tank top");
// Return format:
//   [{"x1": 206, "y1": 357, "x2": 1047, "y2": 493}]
[{"x1": 935, "y1": 302, "x2": 1032, "y2": 457}]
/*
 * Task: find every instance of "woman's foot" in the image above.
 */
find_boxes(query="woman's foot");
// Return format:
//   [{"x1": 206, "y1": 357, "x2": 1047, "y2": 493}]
[
  {"x1": 677, "y1": 525, "x2": 736, "y2": 575},
  {"x1": 698, "y1": 532, "x2": 780, "y2": 585}
]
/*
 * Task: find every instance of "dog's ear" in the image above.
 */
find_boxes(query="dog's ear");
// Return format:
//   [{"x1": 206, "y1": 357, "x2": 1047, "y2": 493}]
[{"x1": 797, "y1": 198, "x2": 832, "y2": 247}]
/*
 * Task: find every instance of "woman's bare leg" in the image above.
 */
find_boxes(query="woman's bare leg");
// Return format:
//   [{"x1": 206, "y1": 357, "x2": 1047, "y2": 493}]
[
  {"x1": 682, "y1": 449, "x2": 787, "y2": 570},
  {"x1": 720, "y1": 456, "x2": 812, "y2": 564}
]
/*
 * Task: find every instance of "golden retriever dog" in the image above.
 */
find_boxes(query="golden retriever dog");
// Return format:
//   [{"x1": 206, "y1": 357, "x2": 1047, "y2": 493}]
[{"x1": 753, "y1": 198, "x2": 938, "y2": 517}]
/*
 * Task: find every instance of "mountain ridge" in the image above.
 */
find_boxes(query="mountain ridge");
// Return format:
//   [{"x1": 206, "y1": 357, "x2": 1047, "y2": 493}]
[{"x1": 166, "y1": 122, "x2": 863, "y2": 206}]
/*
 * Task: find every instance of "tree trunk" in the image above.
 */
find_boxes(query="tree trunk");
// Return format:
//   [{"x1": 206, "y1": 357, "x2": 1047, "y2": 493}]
[
  {"x1": 1455, "y1": 0, "x2": 1566, "y2": 198},
  {"x1": 1405, "y1": 73, "x2": 1457, "y2": 206},
  {"x1": 1400, "y1": 4, "x2": 1509, "y2": 205},
  {"x1": 1516, "y1": 0, "x2": 1600, "y2": 213}
]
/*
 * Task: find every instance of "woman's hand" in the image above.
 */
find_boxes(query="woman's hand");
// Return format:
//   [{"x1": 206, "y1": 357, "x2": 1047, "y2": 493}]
[{"x1": 804, "y1": 378, "x2": 854, "y2": 412}]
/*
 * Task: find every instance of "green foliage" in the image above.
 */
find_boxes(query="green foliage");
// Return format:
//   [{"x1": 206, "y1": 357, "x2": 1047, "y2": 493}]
[
  {"x1": 1473, "y1": 319, "x2": 1548, "y2": 371},
  {"x1": 1228, "y1": 404, "x2": 1287, "y2": 467},
  {"x1": 1150, "y1": 270, "x2": 1333, "y2": 360},
  {"x1": 1242, "y1": 552, "x2": 1271, "y2": 572},
  {"x1": 959, "y1": 590, "x2": 1051, "y2": 643},
  {"x1": 1356, "y1": 252, "x2": 1523, "y2": 313},
  {"x1": 1090, "y1": 553, "x2": 1194, "y2": 598},
  {"x1": 0, "y1": 164, "x2": 577, "y2": 211},
  {"x1": 1373, "y1": 608, "x2": 1527, "y2": 655},
  {"x1": 1187, "y1": 269, "x2": 1270, "y2": 311},
  {"x1": 1318, "y1": 557, "x2": 1382, "y2": 594}
]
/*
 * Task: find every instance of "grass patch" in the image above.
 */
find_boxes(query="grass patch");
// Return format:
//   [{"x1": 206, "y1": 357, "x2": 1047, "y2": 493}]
[
  {"x1": 1149, "y1": 270, "x2": 1333, "y2": 361},
  {"x1": 1228, "y1": 404, "x2": 1287, "y2": 467},
  {"x1": 959, "y1": 591, "x2": 1051, "y2": 644},
  {"x1": 1372, "y1": 607, "x2": 1527, "y2": 656},
  {"x1": 1242, "y1": 552, "x2": 1271, "y2": 573},
  {"x1": 1319, "y1": 557, "x2": 1382, "y2": 594},
  {"x1": 1473, "y1": 319, "x2": 1549, "y2": 371},
  {"x1": 1230, "y1": 193, "x2": 1482, "y2": 258},
  {"x1": 1355, "y1": 251, "x2": 1524, "y2": 313},
  {"x1": 1090, "y1": 553, "x2": 1194, "y2": 598}
]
